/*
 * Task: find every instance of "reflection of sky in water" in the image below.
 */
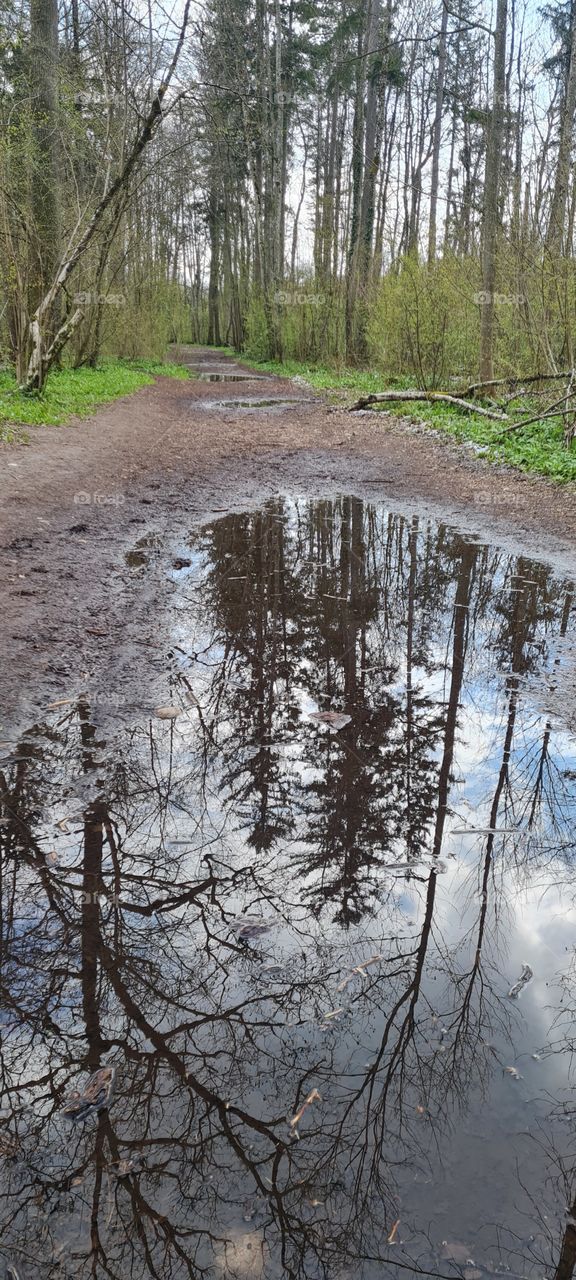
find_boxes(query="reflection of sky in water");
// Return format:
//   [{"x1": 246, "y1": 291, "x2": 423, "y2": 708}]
[{"x1": 1, "y1": 497, "x2": 576, "y2": 1279}]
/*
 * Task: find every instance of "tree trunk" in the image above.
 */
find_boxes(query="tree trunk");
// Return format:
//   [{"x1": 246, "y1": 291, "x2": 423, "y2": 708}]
[
  {"x1": 546, "y1": 0, "x2": 576, "y2": 254},
  {"x1": 29, "y1": 0, "x2": 60, "y2": 337},
  {"x1": 207, "y1": 183, "x2": 221, "y2": 346},
  {"x1": 427, "y1": 0, "x2": 449, "y2": 265},
  {"x1": 479, "y1": 0, "x2": 508, "y2": 383},
  {"x1": 21, "y1": 0, "x2": 192, "y2": 391}
]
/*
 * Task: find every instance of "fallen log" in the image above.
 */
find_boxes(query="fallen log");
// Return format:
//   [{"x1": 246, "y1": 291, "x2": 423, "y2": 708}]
[{"x1": 348, "y1": 389, "x2": 509, "y2": 422}]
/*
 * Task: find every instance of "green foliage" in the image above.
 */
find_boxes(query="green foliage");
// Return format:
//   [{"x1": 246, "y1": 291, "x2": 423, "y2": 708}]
[
  {"x1": 387, "y1": 399, "x2": 576, "y2": 482},
  {"x1": 0, "y1": 357, "x2": 187, "y2": 437},
  {"x1": 365, "y1": 254, "x2": 480, "y2": 385},
  {"x1": 234, "y1": 247, "x2": 576, "y2": 389},
  {"x1": 240, "y1": 355, "x2": 412, "y2": 393},
  {"x1": 67, "y1": 280, "x2": 192, "y2": 367},
  {"x1": 244, "y1": 297, "x2": 273, "y2": 361}
]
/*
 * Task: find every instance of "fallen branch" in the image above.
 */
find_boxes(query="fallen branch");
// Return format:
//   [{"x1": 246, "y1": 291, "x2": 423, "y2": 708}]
[
  {"x1": 464, "y1": 371, "x2": 572, "y2": 398},
  {"x1": 348, "y1": 389, "x2": 509, "y2": 422},
  {"x1": 496, "y1": 381, "x2": 576, "y2": 438}
]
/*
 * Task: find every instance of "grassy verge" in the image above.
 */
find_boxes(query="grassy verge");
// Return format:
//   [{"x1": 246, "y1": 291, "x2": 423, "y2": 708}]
[
  {"x1": 0, "y1": 357, "x2": 188, "y2": 442},
  {"x1": 238, "y1": 356, "x2": 576, "y2": 484}
]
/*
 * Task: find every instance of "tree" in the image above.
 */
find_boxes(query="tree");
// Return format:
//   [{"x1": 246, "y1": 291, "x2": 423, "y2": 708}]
[
  {"x1": 479, "y1": 0, "x2": 508, "y2": 382},
  {"x1": 20, "y1": 0, "x2": 193, "y2": 390}
]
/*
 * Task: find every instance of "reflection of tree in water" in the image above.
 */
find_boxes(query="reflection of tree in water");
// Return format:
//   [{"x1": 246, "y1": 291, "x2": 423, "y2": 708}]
[
  {"x1": 199, "y1": 499, "x2": 574, "y2": 923},
  {"x1": 0, "y1": 499, "x2": 575, "y2": 1278}
]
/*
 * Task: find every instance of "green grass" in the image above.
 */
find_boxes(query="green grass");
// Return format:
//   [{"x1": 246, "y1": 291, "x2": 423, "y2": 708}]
[
  {"x1": 238, "y1": 355, "x2": 414, "y2": 395},
  {"x1": 238, "y1": 355, "x2": 576, "y2": 484},
  {"x1": 388, "y1": 399, "x2": 576, "y2": 483},
  {"x1": 0, "y1": 357, "x2": 188, "y2": 440}
]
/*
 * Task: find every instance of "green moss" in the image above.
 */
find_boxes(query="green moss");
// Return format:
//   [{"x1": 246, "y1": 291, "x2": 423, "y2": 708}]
[{"x1": 0, "y1": 357, "x2": 188, "y2": 439}]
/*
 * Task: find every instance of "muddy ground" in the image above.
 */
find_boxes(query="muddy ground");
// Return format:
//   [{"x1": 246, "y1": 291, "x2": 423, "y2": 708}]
[{"x1": 1, "y1": 347, "x2": 575, "y2": 729}]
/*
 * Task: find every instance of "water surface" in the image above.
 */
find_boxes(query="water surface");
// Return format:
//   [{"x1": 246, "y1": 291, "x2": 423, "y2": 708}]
[{"x1": 1, "y1": 497, "x2": 576, "y2": 1280}]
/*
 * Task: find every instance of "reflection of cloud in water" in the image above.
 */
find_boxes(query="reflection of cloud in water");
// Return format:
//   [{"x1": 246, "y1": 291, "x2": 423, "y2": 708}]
[{"x1": 1, "y1": 497, "x2": 576, "y2": 1280}]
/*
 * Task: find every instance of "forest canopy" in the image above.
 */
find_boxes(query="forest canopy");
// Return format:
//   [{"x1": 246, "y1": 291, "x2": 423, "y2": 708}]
[{"x1": 1, "y1": 0, "x2": 576, "y2": 390}]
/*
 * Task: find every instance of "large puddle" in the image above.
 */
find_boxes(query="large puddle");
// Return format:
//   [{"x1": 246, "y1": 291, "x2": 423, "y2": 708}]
[{"x1": 2, "y1": 497, "x2": 576, "y2": 1279}]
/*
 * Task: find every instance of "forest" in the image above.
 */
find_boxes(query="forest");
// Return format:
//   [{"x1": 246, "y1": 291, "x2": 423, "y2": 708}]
[
  {"x1": 4, "y1": 2, "x2": 576, "y2": 1270},
  {"x1": 3, "y1": 0, "x2": 576, "y2": 402}
]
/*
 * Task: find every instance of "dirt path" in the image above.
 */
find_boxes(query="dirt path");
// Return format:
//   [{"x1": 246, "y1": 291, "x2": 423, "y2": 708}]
[{"x1": 1, "y1": 347, "x2": 575, "y2": 728}]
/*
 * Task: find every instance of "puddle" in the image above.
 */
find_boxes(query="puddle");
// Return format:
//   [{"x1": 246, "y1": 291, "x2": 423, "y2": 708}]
[
  {"x1": 200, "y1": 396, "x2": 317, "y2": 411},
  {"x1": 2, "y1": 496, "x2": 576, "y2": 1279},
  {"x1": 168, "y1": 347, "x2": 271, "y2": 384},
  {"x1": 195, "y1": 372, "x2": 268, "y2": 382}
]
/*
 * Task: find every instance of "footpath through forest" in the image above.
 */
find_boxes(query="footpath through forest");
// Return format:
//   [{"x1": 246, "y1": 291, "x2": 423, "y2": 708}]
[{"x1": 1, "y1": 346, "x2": 576, "y2": 724}]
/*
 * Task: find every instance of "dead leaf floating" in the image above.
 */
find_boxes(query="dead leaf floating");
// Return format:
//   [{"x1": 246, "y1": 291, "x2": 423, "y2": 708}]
[
  {"x1": 290, "y1": 1088, "x2": 322, "y2": 1135},
  {"x1": 153, "y1": 705, "x2": 180, "y2": 720},
  {"x1": 308, "y1": 711, "x2": 351, "y2": 731},
  {"x1": 508, "y1": 963, "x2": 533, "y2": 999},
  {"x1": 321, "y1": 1008, "x2": 346, "y2": 1022},
  {"x1": 337, "y1": 952, "x2": 384, "y2": 992},
  {"x1": 387, "y1": 1219, "x2": 400, "y2": 1244},
  {"x1": 62, "y1": 1065, "x2": 116, "y2": 1123},
  {"x1": 441, "y1": 1243, "x2": 474, "y2": 1265},
  {"x1": 229, "y1": 914, "x2": 272, "y2": 941}
]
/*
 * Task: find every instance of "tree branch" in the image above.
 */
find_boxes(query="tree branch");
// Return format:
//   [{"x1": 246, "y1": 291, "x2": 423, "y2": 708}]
[{"x1": 348, "y1": 389, "x2": 510, "y2": 421}]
